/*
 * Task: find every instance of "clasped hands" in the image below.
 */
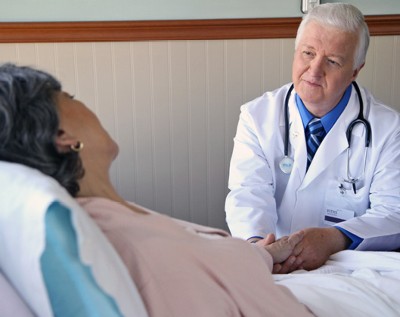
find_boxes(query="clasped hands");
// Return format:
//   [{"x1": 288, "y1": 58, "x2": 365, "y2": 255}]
[{"x1": 253, "y1": 227, "x2": 349, "y2": 273}]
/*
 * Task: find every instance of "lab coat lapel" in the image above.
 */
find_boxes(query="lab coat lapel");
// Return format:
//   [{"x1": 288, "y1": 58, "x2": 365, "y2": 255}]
[
  {"x1": 300, "y1": 89, "x2": 360, "y2": 188},
  {"x1": 287, "y1": 97, "x2": 307, "y2": 183}
]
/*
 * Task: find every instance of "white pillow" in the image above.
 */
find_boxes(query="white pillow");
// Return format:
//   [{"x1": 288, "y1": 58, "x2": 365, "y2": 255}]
[
  {"x1": 0, "y1": 270, "x2": 34, "y2": 317},
  {"x1": 0, "y1": 161, "x2": 148, "y2": 317}
]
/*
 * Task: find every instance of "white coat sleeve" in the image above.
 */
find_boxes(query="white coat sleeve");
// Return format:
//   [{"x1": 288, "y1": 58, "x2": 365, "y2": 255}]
[
  {"x1": 338, "y1": 108, "x2": 400, "y2": 251},
  {"x1": 225, "y1": 103, "x2": 277, "y2": 240}
]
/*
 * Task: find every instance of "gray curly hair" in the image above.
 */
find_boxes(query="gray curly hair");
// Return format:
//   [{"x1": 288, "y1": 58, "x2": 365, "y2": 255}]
[{"x1": 0, "y1": 63, "x2": 84, "y2": 196}]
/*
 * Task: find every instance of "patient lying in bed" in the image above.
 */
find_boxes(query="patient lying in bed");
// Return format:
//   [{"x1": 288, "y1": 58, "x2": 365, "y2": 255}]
[{"x1": 0, "y1": 63, "x2": 314, "y2": 316}]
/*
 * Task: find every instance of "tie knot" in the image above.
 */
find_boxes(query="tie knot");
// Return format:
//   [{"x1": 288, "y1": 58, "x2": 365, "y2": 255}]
[{"x1": 306, "y1": 118, "x2": 325, "y2": 137}]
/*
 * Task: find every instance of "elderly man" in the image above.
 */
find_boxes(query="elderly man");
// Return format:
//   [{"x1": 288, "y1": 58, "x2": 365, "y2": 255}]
[{"x1": 225, "y1": 3, "x2": 400, "y2": 272}]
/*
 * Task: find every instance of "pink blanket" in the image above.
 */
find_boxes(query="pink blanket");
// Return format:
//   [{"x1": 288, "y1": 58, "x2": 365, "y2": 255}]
[{"x1": 79, "y1": 197, "x2": 313, "y2": 317}]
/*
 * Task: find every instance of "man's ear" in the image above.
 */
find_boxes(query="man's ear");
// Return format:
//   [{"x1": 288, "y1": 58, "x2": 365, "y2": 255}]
[
  {"x1": 352, "y1": 63, "x2": 365, "y2": 80},
  {"x1": 55, "y1": 129, "x2": 79, "y2": 153}
]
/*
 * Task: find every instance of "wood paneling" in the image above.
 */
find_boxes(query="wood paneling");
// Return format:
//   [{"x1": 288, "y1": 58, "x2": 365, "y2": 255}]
[{"x1": 0, "y1": 15, "x2": 399, "y2": 43}]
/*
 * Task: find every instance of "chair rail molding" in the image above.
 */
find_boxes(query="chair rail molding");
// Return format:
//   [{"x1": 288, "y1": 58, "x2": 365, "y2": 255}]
[{"x1": 0, "y1": 15, "x2": 399, "y2": 43}]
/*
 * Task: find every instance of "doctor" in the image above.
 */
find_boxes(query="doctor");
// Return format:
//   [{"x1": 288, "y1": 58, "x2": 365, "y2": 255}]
[{"x1": 225, "y1": 3, "x2": 400, "y2": 272}]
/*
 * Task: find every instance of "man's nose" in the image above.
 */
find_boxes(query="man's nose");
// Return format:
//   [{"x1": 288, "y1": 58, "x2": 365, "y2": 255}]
[{"x1": 308, "y1": 57, "x2": 325, "y2": 76}]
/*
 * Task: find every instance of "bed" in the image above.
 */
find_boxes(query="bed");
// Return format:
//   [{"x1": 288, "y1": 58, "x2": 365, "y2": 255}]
[
  {"x1": 274, "y1": 251, "x2": 400, "y2": 316},
  {"x1": 1, "y1": 160, "x2": 399, "y2": 317}
]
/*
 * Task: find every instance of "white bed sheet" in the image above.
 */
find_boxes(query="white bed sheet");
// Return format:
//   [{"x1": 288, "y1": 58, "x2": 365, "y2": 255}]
[{"x1": 274, "y1": 251, "x2": 400, "y2": 317}]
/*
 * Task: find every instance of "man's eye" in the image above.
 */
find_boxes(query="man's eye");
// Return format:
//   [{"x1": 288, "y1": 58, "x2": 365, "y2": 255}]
[
  {"x1": 302, "y1": 51, "x2": 314, "y2": 58},
  {"x1": 328, "y1": 59, "x2": 340, "y2": 66}
]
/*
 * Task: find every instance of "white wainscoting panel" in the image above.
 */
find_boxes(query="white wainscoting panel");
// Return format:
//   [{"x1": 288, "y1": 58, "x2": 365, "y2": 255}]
[{"x1": 1, "y1": 36, "x2": 399, "y2": 230}]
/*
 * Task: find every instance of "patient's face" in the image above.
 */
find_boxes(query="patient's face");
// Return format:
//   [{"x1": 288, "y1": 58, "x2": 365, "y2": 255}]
[{"x1": 56, "y1": 92, "x2": 119, "y2": 165}]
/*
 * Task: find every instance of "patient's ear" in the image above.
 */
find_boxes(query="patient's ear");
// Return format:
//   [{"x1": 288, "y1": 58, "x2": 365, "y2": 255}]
[{"x1": 55, "y1": 130, "x2": 79, "y2": 153}]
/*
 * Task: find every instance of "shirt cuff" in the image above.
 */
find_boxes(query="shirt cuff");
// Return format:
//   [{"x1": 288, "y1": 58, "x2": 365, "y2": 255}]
[{"x1": 335, "y1": 226, "x2": 363, "y2": 250}]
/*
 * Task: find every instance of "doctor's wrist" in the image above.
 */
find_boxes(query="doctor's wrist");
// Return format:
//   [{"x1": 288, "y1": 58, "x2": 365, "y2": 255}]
[{"x1": 328, "y1": 227, "x2": 352, "y2": 253}]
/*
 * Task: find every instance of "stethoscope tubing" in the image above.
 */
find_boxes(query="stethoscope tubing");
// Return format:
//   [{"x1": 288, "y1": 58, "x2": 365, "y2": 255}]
[
  {"x1": 283, "y1": 84, "x2": 295, "y2": 158},
  {"x1": 346, "y1": 81, "x2": 372, "y2": 147},
  {"x1": 283, "y1": 81, "x2": 371, "y2": 158}
]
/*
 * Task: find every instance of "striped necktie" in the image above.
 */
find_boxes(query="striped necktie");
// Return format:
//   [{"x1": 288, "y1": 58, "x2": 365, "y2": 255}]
[{"x1": 305, "y1": 118, "x2": 326, "y2": 169}]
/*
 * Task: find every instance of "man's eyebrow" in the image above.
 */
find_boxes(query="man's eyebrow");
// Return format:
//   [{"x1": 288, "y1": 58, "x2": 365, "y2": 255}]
[
  {"x1": 301, "y1": 45, "x2": 346, "y2": 61},
  {"x1": 327, "y1": 54, "x2": 345, "y2": 62},
  {"x1": 301, "y1": 45, "x2": 315, "y2": 50}
]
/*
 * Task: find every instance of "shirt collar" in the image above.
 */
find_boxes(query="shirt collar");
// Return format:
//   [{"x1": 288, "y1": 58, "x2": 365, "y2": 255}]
[{"x1": 295, "y1": 84, "x2": 352, "y2": 133}]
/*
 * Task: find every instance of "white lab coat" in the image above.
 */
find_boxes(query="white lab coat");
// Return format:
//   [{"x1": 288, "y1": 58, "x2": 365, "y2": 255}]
[{"x1": 225, "y1": 83, "x2": 400, "y2": 250}]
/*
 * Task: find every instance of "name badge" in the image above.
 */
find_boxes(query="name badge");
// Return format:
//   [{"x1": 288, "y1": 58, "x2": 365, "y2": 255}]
[{"x1": 324, "y1": 207, "x2": 354, "y2": 225}]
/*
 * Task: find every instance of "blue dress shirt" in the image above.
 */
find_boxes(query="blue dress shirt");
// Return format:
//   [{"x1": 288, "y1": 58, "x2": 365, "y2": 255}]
[{"x1": 295, "y1": 84, "x2": 362, "y2": 250}]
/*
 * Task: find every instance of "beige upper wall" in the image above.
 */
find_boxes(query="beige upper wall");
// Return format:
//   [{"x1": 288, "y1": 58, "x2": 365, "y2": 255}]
[
  {"x1": 1, "y1": 0, "x2": 400, "y2": 22},
  {"x1": 1, "y1": 36, "x2": 399, "y2": 230}
]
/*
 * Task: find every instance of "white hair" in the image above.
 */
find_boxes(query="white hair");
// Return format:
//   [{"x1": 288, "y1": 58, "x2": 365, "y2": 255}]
[{"x1": 295, "y1": 3, "x2": 370, "y2": 69}]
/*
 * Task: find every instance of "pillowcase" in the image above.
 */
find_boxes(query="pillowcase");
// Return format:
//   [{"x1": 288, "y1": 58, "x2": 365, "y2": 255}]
[
  {"x1": 41, "y1": 201, "x2": 123, "y2": 317},
  {"x1": 0, "y1": 161, "x2": 148, "y2": 317},
  {"x1": 0, "y1": 270, "x2": 34, "y2": 317}
]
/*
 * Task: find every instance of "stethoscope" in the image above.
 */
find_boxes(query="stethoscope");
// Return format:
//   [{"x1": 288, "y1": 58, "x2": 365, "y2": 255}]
[{"x1": 279, "y1": 81, "x2": 371, "y2": 193}]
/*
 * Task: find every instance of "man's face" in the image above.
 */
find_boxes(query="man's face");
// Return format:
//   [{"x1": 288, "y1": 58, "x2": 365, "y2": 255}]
[{"x1": 292, "y1": 21, "x2": 362, "y2": 117}]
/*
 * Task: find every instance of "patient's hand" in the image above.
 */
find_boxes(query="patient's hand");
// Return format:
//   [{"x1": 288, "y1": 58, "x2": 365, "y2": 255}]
[
  {"x1": 273, "y1": 227, "x2": 350, "y2": 274},
  {"x1": 255, "y1": 231, "x2": 304, "y2": 265}
]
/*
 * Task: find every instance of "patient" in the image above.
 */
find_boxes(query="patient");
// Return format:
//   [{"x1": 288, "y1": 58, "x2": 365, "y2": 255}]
[{"x1": 0, "y1": 63, "x2": 313, "y2": 316}]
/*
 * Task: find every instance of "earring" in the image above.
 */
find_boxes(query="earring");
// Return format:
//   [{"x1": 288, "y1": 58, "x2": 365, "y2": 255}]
[{"x1": 70, "y1": 141, "x2": 84, "y2": 152}]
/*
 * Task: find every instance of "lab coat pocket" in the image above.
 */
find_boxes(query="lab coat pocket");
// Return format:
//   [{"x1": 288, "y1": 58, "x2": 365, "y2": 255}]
[{"x1": 324, "y1": 178, "x2": 367, "y2": 225}]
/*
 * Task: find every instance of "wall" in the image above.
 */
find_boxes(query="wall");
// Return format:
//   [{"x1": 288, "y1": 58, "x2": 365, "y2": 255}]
[
  {"x1": 1, "y1": 36, "x2": 398, "y2": 230},
  {"x1": 1, "y1": 0, "x2": 400, "y2": 22}
]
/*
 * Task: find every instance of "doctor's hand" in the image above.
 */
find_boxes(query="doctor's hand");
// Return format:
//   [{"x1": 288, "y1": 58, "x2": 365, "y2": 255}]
[
  {"x1": 255, "y1": 231, "x2": 304, "y2": 269},
  {"x1": 275, "y1": 227, "x2": 350, "y2": 273}
]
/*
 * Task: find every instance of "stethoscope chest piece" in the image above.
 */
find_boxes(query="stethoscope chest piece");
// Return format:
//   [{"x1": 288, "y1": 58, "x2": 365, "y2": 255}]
[{"x1": 279, "y1": 156, "x2": 294, "y2": 174}]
